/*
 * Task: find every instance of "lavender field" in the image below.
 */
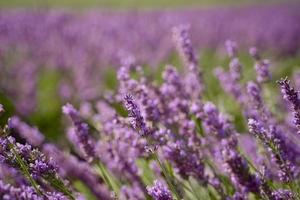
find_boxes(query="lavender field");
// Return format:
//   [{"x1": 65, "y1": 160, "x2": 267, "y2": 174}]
[{"x1": 1, "y1": 1, "x2": 300, "y2": 200}]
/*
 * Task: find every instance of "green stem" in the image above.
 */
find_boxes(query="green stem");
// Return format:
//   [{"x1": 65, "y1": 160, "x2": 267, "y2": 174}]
[
  {"x1": 96, "y1": 162, "x2": 116, "y2": 192},
  {"x1": 187, "y1": 179, "x2": 202, "y2": 200},
  {"x1": 153, "y1": 153, "x2": 182, "y2": 200},
  {"x1": 48, "y1": 176, "x2": 76, "y2": 200}
]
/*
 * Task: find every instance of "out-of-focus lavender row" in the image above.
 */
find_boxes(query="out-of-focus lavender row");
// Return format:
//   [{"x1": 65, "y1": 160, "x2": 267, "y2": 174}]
[
  {"x1": 1, "y1": 4, "x2": 300, "y2": 65},
  {"x1": 0, "y1": 4, "x2": 300, "y2": 115}
]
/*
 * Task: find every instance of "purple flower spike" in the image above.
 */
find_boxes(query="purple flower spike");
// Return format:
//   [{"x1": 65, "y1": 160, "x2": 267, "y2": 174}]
[
  {"x1": 172, "y1": 24, "x2": 198, "y2": 71},
  {"x1": 221, "y1": 138, "x2": 261, "y2": 194},
  {"x1": 8, "y1": 116, "x2": 45, "y2": 146},
  {"x1": 248, "y1": 118, "x2": 294, "y2": 182},
  {"x1": 62, "y1": 103, "x2": 81, "y2": 123},
  {"x1": 172, "y1": 25, "x2": 204, "y2": 97},
  {"x1": 30, "y1": 158, "x2": 57, "y2": 177},
  {"x1": 246, "y1": 81, "x2": 262, "y2": 110},
  {"x1": 163, "y1": 140, "x2": 205, "y2": 182},
  {"x1": 229, "y1": 58, "x2": 242, "y2": 81},
  {"x1": 249, "y1": 47, "x2": 271, "y2": 83},
  {"x1": 203, "y1": 102, "x2": 233, "y2": 138},
  {"x1": 255, "y1": 59, "x2": 271, "y2": 83},
  {"x1": 123, "y1": 94, "x2": 150, "y2": 136},
  {"x1": 63, "y1": 103, "x2": 95, "y2": 161},
  {"x1": 43, "y1": 144, "x2": 111, "y2": 200},
  {"x1": 147, "y1": 180, "x2": 173, "y2": 200},
  {"x1": 278, "y1": 77, "x2": 300, "y2": 135}
]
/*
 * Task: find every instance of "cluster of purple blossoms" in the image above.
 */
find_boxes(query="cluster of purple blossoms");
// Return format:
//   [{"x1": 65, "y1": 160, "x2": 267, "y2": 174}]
[
  {"x1": 0, "y1": 135, "x2": 75, "y2": 200},
  {"x1": 0, "y1": 179, "x2": 69, "y2": 200},
  {"x1": 147, "y1": 180, "x2": 173, "y2": 200}
]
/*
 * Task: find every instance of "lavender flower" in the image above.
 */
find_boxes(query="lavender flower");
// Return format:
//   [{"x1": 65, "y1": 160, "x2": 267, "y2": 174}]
[
  {"x1": 203, "y1": 102, "x2": 233, "y2": 138},
  {"x1": 123, "y1": 94, "x2": 150, "y2": 136},
  {"x1": 163, "y1": 140, "x2": 205, "y2": 182},
  {"x1": 246, "y1": 81, "x2": 263, "y2": 110},
  {"x1": 43, "y1": 144, "x2": 111, "y2": 200},
  {"x1": 30, "y1": 156, "x2": 57, "y2": 178},
  {"x1": 0, "y1": 135, "x2": 73, "y2": 199},
  {"x1": 147, "y1": 180, "x2": 173, "y2": 200},
  {"x1": 0, "y1": 180, "x2": 43, "y2": 200},
  {"x1": 232, "y1": 192, "x2": 247, "y2": 200},
  {"x1": 221, "y1": 138, "x2": 261, "y2": 194},
  {"x1": 120, "y1": 184, "x2": 144, "y2": 200},
  {"x1": 0, "y1": 164, "x2": 25, "y2": 185},
  {"x1": 229, "y1": 58, "x2": 242, "y2": 82},
  {"x1": 172, "y1": 24, "x2": 198, "y2": 70},
  {"x1": 62, "y1": 103, "x2": 95, "y2": 161},
  {"x1": 249, "y1": 46, "x2": 271, "y2": 83},
  {"x1": 271, "y1": 189, "x2": 295, "y2": 200},
  {"x1": 214, "y1": 68, "x2": 243, "y2": 103},
  {"x1": 248, "y1": 119, "x2": 294, "y2": 182},
  {"x1": 8, "y1": 116, "x2": 44, "y2": 146},
  {"x1": 172, "y1": 25, "x2": 204, "y2": 97},
  {"x1": 277, "y1": 77, "x2": 300, "y2": 134},
  {"x1": 254, "y1": 59, "x2": 271, "y2": 83}
]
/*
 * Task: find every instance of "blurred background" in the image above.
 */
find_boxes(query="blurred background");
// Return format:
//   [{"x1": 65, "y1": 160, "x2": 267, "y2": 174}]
[
  {"x1": 0, "y1": 0, "x2": 299, "y2": 140},
  {"x1": 0, "y1": 0, "x2": 298, "y2": 9}
]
